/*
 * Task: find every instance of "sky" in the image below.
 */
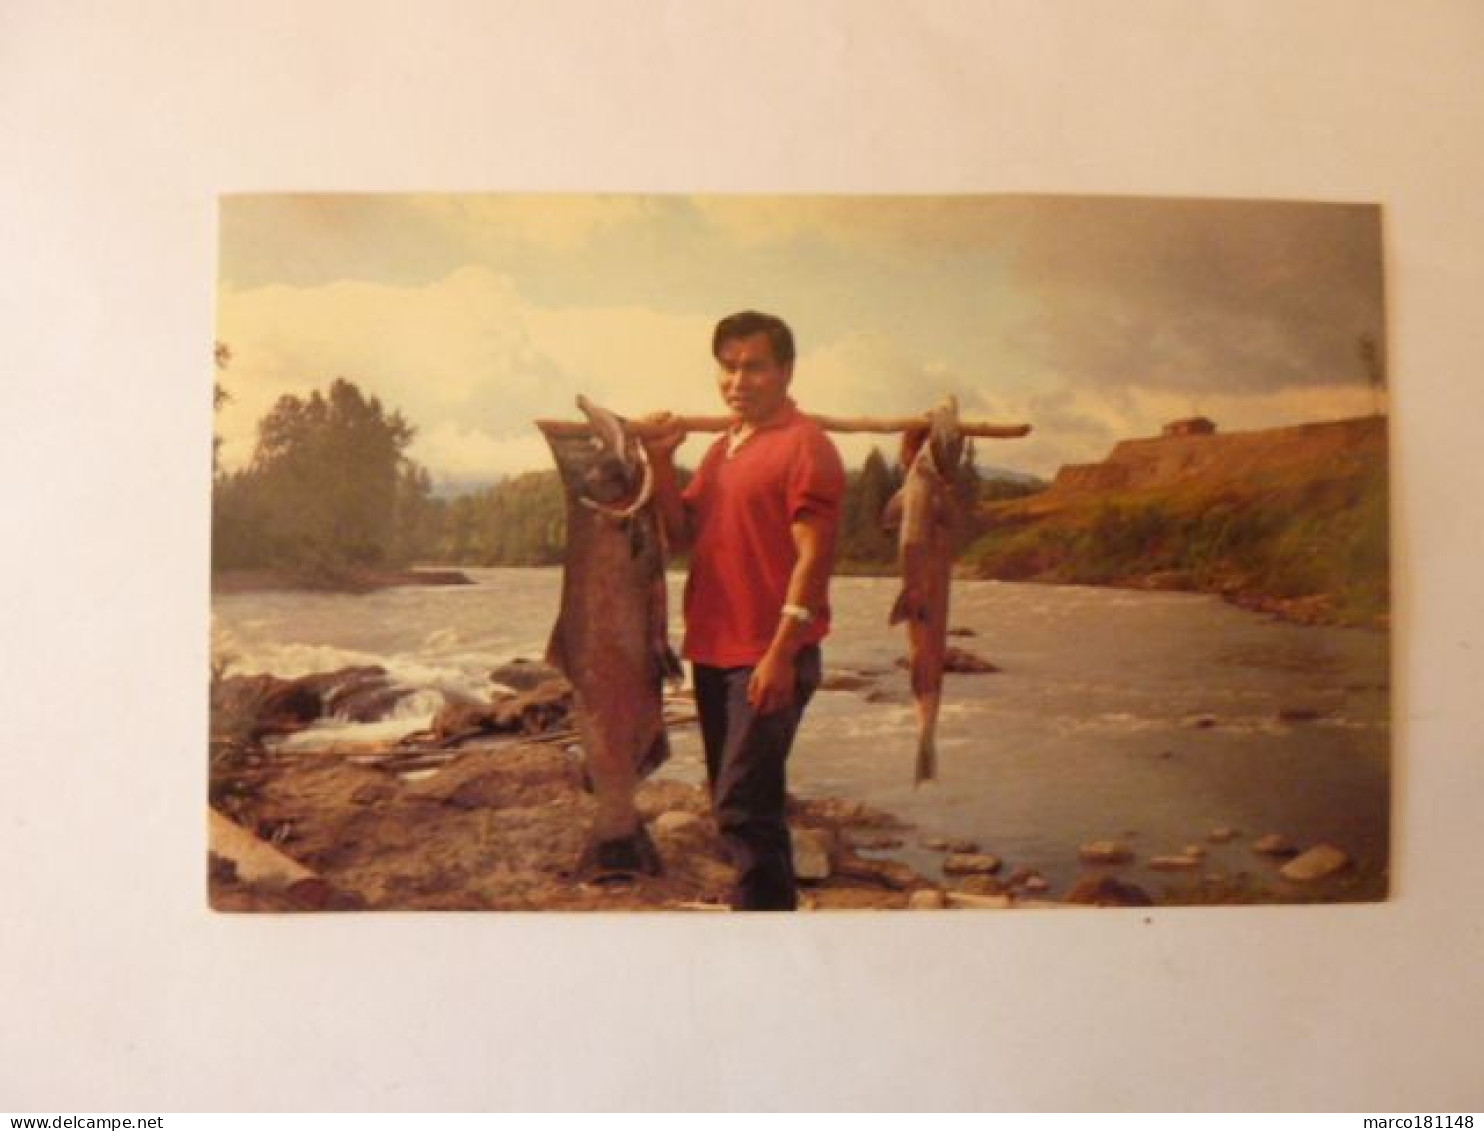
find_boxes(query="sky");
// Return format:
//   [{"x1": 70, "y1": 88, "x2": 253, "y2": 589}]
[{"x1": 215, "y1": 193, "x2": 1385, "y2": 483}]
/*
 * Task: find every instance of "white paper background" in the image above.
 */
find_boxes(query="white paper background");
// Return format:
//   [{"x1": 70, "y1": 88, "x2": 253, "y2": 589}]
[{"x1": 3, "y1": 0, "x2": 1481, "y2": 1112}]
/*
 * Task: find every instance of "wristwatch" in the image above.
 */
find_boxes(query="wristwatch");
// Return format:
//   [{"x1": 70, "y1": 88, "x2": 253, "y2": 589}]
[{"x1": 781, "y1": 603, "x2": 814, "y2": 625}]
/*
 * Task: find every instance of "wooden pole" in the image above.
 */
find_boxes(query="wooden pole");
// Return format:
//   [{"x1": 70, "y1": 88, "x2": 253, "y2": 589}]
[{"x1": 536, "y1": 413, "x2": 1032, "y2": 440}]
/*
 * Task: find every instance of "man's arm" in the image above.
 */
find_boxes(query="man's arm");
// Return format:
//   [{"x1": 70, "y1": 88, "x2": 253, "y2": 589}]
[
  {"x1": 642, "y1": 413, "x2": 693, "y2": 552},
  {"x1": 748, "y1": 510, "x2": 837, "y2": 714}
]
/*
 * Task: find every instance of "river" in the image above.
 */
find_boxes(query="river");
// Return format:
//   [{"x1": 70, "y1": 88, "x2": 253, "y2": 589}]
[{"x1": 211, "y1": 568, "x2": 1391, "y2": 899}]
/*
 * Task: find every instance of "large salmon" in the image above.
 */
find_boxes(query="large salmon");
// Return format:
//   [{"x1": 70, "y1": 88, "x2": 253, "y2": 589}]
[
  {"x1": 886, "y1": 397, "x2": 967, "y2": 784},
  {"x1": 539, "y1": 396, "x2": 680, "y2": 879}
]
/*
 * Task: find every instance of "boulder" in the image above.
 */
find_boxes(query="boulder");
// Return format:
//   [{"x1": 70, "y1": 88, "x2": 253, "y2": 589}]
[
  {"x1": 943, "y1": 852, "x2": 1002, "y2": 876},
  {"x1": 1253, "y1": 833, "x2": 1299, "y2": 857},
  {"x1": 1148, "y1": 854, "x2": 1201, "y2": 871},
  {"x1": 432, "y1": 701, "x2": 500, "y2": 744},
  {"x1": 323, "y1": 671, "x2": 412, "y2": 722},
  {"x1": 908, "y1": 889, "x2": 948, "y2": 910},
  {"x1": 1078, "y1": 840, "x2": 1134, "y2": 864},
  {"x1": 945, "y1": 891, "x2": 1013, "y2": 910},
  {"x1": 212, "y1": 665, "x2": 391, "y2": 738},
  {"x1": 652, "y1": 810, "x2": 706, "y2": 839},
  {"x1": 1280, "y1": 844, "x2": 1350, "y2": 882},
  {"x1": 792, "y1": 828, "x2": 834, "y2": 883},
  {"x1": 489, "y1": 659, "x2": 566, "y2": 693},
  {"x1": 1064, "y1": 875, "x2": 1154, "y2": 907},
  {"x1": 492, "y1": 679, "x2": 573, "y2": 734}
]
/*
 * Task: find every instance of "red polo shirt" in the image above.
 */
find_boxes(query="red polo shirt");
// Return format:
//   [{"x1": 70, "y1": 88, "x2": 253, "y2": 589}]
[{"x1": 681, "y1": 401, "x2": 847, "y2": 667}]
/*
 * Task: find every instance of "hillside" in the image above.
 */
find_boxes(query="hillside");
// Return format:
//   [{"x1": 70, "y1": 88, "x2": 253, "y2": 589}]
[{"x1": 962, "y1": 416, "x2": 1390, "y2": 626}]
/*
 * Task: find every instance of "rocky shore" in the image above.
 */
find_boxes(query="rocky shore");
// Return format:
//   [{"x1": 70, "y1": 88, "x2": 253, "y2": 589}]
[{"x1": 209, "y1": 657, "x2": 1381, "y2": 912}]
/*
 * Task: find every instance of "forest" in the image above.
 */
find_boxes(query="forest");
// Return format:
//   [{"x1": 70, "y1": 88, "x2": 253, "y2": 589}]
[{"x1": 211, "y1": 372, "x2": 1041, "y2": 583}]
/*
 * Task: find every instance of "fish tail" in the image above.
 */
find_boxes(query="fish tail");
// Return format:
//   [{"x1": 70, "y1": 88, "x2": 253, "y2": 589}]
[{"x1": 914, "y1": 732, "x2": 937, "y2": 785}]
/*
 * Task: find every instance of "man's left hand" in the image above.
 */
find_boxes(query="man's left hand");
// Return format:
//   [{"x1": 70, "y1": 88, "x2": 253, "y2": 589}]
[{"x1": 748, "y1": 650, "x2": 796, "y2": 715}]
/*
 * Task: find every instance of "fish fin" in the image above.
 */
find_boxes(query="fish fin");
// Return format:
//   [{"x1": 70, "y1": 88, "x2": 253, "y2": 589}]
[
  {"x1": 880, "y1": 490, "x2": 904, "y2": 532},
  {"x1": 544, "y1": 618, "x2": 568, "y2": 676},
  {"x1": 914, "y1": 733, "x2": 937, "y2": 785},
  {"x1": 889, "y1": 588, "x2": 928, "y2": 626},
  {"x1": 637, "y1": 727, "x2": 671, "y2": 778},
  {"x1": 659, "y1": 643, "x2": 684, "y2": 685},
  {"x1": 889, "y1": 589, "x2": 910, "y2": 625}
]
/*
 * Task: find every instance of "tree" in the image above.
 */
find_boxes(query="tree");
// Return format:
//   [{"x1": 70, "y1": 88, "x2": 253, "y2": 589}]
[{"x1": 212, "y1": 377, "x2": 423, "y2": 576}]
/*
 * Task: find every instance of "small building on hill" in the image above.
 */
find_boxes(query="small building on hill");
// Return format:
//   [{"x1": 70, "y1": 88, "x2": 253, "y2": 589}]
[{"x1": 1162, "y1": 416, "x2": 1217, "y2": 438}]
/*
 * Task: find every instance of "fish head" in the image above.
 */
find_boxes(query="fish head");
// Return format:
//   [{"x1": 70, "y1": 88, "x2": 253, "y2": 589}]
[
  {"x1": 926, "y1": 395, "x2": 965, "y2": 472},
  {"x1": 573, "y1": 394, "x2": 644, "y2": 506}
]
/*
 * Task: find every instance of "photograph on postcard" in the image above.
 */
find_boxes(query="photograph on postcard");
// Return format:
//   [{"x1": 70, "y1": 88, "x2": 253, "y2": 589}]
[{"x1": 208, "y1": 193, "x2": 1390, "y2": 912}]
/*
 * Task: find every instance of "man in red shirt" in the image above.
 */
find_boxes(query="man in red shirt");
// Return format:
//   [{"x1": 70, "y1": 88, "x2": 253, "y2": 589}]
[{"x1": 647, "y1": 311, "x2": 846, "y2": 910}]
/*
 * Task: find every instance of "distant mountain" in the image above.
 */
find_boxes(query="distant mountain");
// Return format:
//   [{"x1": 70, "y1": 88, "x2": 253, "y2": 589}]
[{"x1": 962, "y1": 416, "x2": 1389, "y2": 626}]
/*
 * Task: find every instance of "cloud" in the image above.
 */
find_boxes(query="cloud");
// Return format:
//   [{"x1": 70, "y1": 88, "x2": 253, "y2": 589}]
[
  {"x1": 1002, "y1": 197, "x2": 1385, "y2": 397},
  {"x1": 215, "y1": 267, "x2": 723, "y2": 482}
]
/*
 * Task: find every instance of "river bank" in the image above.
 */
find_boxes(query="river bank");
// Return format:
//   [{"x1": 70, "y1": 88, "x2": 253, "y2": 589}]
[
  {"x1": 211, "y1": 567, "x2": 474, "y2": 596},
  {"x1": 209, "y1": 657, "x2": 1383, "y2": 911}
]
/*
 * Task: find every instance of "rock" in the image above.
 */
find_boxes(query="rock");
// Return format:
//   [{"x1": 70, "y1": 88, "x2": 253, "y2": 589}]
[
  {"x1": 1021, "y1": 874, "x2": 1050, "y2": 894},
  {"x1": 491, "y1": 679, "x2": 573, "y2": 734},
  {"x1": 489, "y1": 659, "x2": 566, "y2": 693},
  {"x1": 652, "y1": 810, "x2": 705, "y2": 839},
  {"x1": 432, "y1": 701, "x2": 500, "y2": 743},
  {"x1": 1208, "y1": 826, "x2": 1237, "y2": 844},
  {"x1": 955, "y1": 874, "x2": 1007, "y2": 896},
  {"x1": 819, "y1": 670, "x2": 875, "y2": 692},
  {"x1": 1279, "y1": 844, "x2": 1350, "y2": 882},
  {"x1": 792, "y1": 828, "x2": 834, "y2": 883},
  {"x1": 1148, "y1": 854, "x2": 1201, "y2": 871},
  {"x1": 211, "y1": 665, "x2": 391, "y2": 738},
  {"x1": 945, "y1": 891, "x2": 1013, "y2": 910},
  {"x1": 947, "y1": 626, "x2": 978, "y2": 638},
  {"x1": 908, "y1": 889, "x2": 948, "y2": 910},
  {"x1": 921, "y1": 836, "x2": 951, "y2": 852},
  {"x1": 1253, "y1": 833, "x2": 1299, "y2": 857},
  {"x1": 834, "y1": 854, "x2": 926, "y2": 892},
  {"x1": 946, "y1": 838, "x2": 981, "y2": 854},
  {"x1": 1185, "y1": 714, "x2": 1218, "y2": 729},
  {"x1": 848, "y1": 832, "x2": 905, "y2": 851},
  {"x1": 1064, "y1": 875, "x2": 1154, "y2": 907},
  {"x1": 1182, "y1": 844, "x2": 1207, "y2": 859},
  {"x1": 943, "y1": 852, "x2": 1002, "y2": 875},
  {"x1": 898, "y1": 648, "x2": 1000, "y2": 674},
  {"x1": 1078, "y1": 840, "x2": 1134, "y2": 864},
  {"x1": 323, "y1": 671, "x2": 412, "y2": 722}
]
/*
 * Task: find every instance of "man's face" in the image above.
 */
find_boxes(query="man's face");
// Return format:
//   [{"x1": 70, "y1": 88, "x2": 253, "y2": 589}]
[{"x1": 716, "y1": 331, "x2": 792, "y2": 425}]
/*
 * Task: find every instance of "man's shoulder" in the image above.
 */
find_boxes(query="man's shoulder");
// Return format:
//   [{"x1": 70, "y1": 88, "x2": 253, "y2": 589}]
[{"x1": 784, "y1": 406, "x2": 845, "y2": 464}]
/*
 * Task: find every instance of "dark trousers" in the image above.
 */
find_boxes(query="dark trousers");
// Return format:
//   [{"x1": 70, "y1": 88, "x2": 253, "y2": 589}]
[{"x1": 692, "y1": 645, "x2": 822, "y2": 911}]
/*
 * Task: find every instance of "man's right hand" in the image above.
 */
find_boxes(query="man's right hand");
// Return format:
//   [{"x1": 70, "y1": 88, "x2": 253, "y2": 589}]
[{"x1": 640, "y1": 411, "x2": 687, "y2": 463}]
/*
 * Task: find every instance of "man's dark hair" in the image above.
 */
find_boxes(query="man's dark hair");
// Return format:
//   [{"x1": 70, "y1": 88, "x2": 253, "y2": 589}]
[{"x1": 712, "y1": 311, "x2": 796, "y2": 367}]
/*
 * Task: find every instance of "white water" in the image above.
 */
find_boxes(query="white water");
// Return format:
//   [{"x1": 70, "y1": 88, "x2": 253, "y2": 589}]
[{"x1": 212, "y1": 568, "x2": 1391, "y2": 895}]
